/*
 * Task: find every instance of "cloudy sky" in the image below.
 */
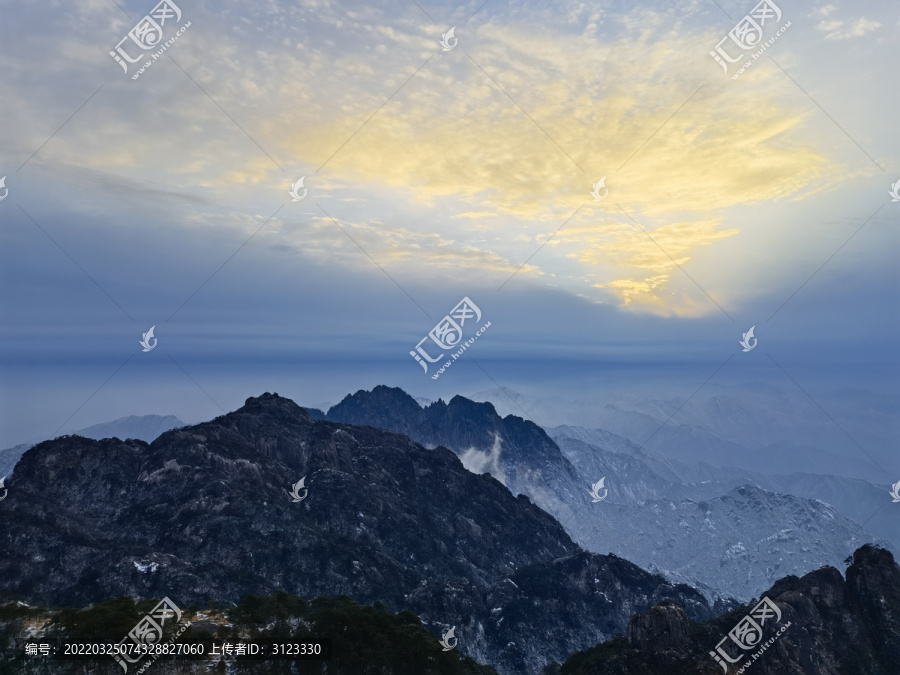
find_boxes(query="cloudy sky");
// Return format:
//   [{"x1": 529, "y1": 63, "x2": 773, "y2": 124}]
[{"x1": 0, "y1": 0, "x2": 897, "y2": 450}]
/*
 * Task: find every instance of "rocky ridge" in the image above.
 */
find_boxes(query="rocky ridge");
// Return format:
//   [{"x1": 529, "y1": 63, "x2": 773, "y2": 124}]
[{"x1": 0, "y1": 393, "x2": 715, "y2": 674}]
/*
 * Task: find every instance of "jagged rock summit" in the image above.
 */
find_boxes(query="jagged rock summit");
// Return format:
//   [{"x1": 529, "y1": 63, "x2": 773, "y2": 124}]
[
  {"x1": 320, "y1": 386, "x2": 885, "y2": 603},
  {"x1": 558, "y1": 544, "x2": 900, "y2": 674}
]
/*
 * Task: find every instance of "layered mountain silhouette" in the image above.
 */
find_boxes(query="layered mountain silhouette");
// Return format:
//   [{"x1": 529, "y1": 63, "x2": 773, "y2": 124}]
[
  {"x1": 471, "y1": 386, "x2": 898, "y2": 481},
  {"x1": 320, "y1": 386, "x2": 606, "y2": 581},
  {"x1": 548, "y1": 428, "x2": 892, "y2": 600},
  {"x1": 322, "y1": 385, "x2": 582, "y2": 496},
  {"x1": 554, "y1": 544, "x2": 900, "y2": 675},
  {"x1": 318, "y1": 386, "x2": 886, "y2": 601},
  {"x1": 0, "y1": 393, "x2": 718, "y2": 674},
  {"x1": 550, "y1": 423, "x2": 900, "y2": 551}
]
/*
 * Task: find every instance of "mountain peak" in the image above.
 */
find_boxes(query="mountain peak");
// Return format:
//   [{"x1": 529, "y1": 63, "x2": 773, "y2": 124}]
[
  {"x1": 560, "y1": 544, "x2": 900, "y2": 673},
  {"x1": 0, "y1": 392, "x2": 721, "y2": 674},
  {"x1": 372, "y1": 384, "x2": 418, "y2": 398},
  {"x1": 241, "y1": 391, "x2": 298, "y2": 409},
  {"x1": 444, "y1": 395, "x2": 511, "y2": 423},
  {"x1": 233, "y1": 392, "x2": 312, "y2": 419},
  {"x1": 327, "y1": 386, "x2": 427, "y2": 436},
  {"x1": 245, "y1": 391, "x2": 283, "y2": 403}
]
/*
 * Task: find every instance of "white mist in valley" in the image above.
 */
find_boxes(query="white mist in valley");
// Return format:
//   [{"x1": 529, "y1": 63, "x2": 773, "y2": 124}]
[{"x1": 459, "y1": 433, "x2": 506, "y2": 487}]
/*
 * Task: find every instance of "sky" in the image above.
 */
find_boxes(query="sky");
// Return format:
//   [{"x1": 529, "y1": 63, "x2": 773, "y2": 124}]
[{"x1": 0, "y1": 0, "x2": 898, "y2": 454}]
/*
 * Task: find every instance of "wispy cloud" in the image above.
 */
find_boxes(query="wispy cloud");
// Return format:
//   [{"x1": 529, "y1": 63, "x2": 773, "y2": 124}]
[
  {"x1": 815, "y1": 17, "x2": 881, "y2": 41},
  {"x1": 0, "y1": 0, "x2": 860, "y2": 318}
]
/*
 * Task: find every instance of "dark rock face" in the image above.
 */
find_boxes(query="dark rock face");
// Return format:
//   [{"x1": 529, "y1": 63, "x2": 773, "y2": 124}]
[
  {"x1": 327, "y1": 386, "x2": 575, "y2": 480},
  {"x1": 326, "y1": 386, "x2": 591, "y2": 550},
  {"x1": 0, "y1": 414, "x2": 184, "y2": 478},
  {"x1": 482, "y1": 552, "x2": 711, "y2": 674},
  {"x1": 559, "y1": 544, "x2": 900, "y2": 675},
  {"x1": 327, "y1": 388, "x2": 881, "y2": 606},
  {"x1": 326, "y1": 385, "x2": 431, "y2": 439},
  {"x1": 0, "y1": 393, "x2": 714, "y2": 674},
  {"x1": 624, "y1": 600, "x2": 690, "y2": 657}
]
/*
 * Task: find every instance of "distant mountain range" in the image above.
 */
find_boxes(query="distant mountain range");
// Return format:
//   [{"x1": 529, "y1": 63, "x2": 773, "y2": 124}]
[
  {"x1": 318, "y1": 387, "x2": 889, "y2": 601},
  {"x1": 548, "y1": 425, "x2": 900, "y2": 595},
  {"x1": 0, "y1": 393, "x2": 720, "y2": 675},
  {"x1": 470, "y1": 385, "x2": 899, "y2": 481},
  {"x1": 72, "y1": 414, "x2": 186, "y2": 442},
  {"x1": 551, "y1": 424, "x2": 900, "y2": 549},
  {"x1": 2, "y1": 389, "x2": 897, "y2": 673},
  {"x1": 0, "y1": 414, "x2": 185, "y2": 478},
  {"x1": 4, "y1": 390, "x2": 887, "y2": 603}
]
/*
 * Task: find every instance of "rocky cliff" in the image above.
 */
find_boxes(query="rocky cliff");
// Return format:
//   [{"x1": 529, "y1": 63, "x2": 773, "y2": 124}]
[
  {"x1": 0, "y1": 393, "x2": 714, "y2": 674},
  {"x1": 555, "y1": 544, "x2": 900, "y2": 674}
]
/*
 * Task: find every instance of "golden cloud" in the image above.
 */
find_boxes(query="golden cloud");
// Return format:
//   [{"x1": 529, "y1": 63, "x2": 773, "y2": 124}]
[{"x1": 45, "y1": 2, "x2": 843, "y2": 316}]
